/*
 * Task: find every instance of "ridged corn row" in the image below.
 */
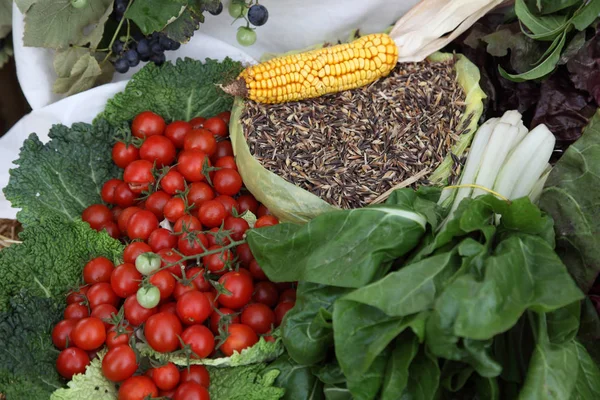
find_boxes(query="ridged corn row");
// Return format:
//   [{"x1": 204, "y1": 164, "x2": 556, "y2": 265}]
[{"x1": 239, "y1": 33, "x2": 399, "y2": 104}]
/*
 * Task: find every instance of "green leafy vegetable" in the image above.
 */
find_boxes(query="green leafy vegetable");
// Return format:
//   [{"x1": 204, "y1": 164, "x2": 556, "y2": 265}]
[
  {"x1": 207, "y1": 364, "x2": 285, "y2": 400},
  {"x1": 0, "y1": 216, "x2": 124, "y2": 311},
  {"x1": 50, "y1": 350, "x2": 117, "y2": 400},
  {"x1": 99, "y1": 57, "x2": 243, "y2": 126},
  {"x1": 3, "y1": 119, "x2": 121, "y2": 226},
  {"x1": 265, "y1": 354, "x2": 324, "y2": 400},
  {"x1": 125, "y1": 0, "x2": 187, "y2": 35},
  {"x1": 540, "y1": 111, "x2": 600, "y2": 292}
]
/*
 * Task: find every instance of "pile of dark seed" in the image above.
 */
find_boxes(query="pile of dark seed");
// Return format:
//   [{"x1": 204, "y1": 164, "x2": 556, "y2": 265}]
[{"x1": 241, "y1": 59, "x2": 467, "y2": 209}]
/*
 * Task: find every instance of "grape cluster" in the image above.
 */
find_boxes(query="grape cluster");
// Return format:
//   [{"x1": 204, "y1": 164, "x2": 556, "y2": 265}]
[{"x1": 112, "y1": 32, "x2": 180, "y2": 74}]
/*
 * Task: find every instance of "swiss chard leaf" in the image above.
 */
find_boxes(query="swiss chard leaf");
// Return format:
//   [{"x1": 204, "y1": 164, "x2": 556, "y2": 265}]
[
  {"x1": 265, "y1": 354, "x2": 324, "y2": 400},
  {"x1": 539, "y1": 111, "x2": 600, "y2": 292},
  {"x1": 401, "y1": 347, "x2": 441, "y2": 400},
  {"x1": 380, "y1": 335, "x2": 420, "y2": 400},
  {"x1": 3, "y1": 119, "x2": 121, "y2": 226}
]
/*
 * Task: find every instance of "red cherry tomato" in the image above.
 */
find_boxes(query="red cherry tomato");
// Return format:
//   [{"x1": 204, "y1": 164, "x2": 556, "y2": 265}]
[
  {"x1": 241, "y1": 303, "x2": 276, "y2": 334},
  {"x1": 187, "y1": 182, "x2": 215, "y2": 209},
  {"x1": 174, "y1": 381, "x2": 210, "y2": 400},
  {"x1": 118, "y1": 376, "x2": 158, "y2": 400},
  {"x1": 82, "y1": 204, "x2": 113, "y2": 231},
  {"x1": 151, "y1": 362, "x2": 180, "y2": 391},
  {"x1": 189, "y1": 117, "x2": 206, "y2": 129},
  {"x1": 213, "y1": 169, "x2": 243, "y2": 196},
  {"x1": 218, "y1": 271, "x2": 254, "y2": 309},
  {"x1": 140, "y1": 135, "x2": 176, "y2": 167},
  {"x1": 186, "y1": 267, "x2": 212, "y2": 291},
  {"x1": 248, "y1": 259, "x2": 268, "y2": 281},
  {"x1": 124, "y1": 295, "x2": 157, "y2": 326},
  {"x1": 91, "y1": 303, "x2": 118, "y2": 330},
  {"x1": 99, "y1": 221, "x2": 120, "y2": 239},
  {"x1": 149, "y1": 270, "x2": 176, "y2": 300},
  {"x1": 114, "y1": 182, "x2": 137, "y2": 208},
  {"x1": 145, "y1": 190, "x2": 171, "y2": 219},
  {"x1": 163, "y1": 197, "x2": 187, "y2": 222},
  {"x1": 177, "y1": 291, "x2": 212, "y2": 325},
  {"x1": 102, "y1": 344, "x2": 138, "y2": 382},
  {"x1": 71, "y1": 317, "x2": 106, "y2": 350},
  {"x1": 223, "y1": 216, "x2": 249, "y2": 241},
  {"x1": 157, "y1": 248, "x2": 187, "y2": 278},
  {"x1": 112, "y1": 142, "x2": 140, "y2": 169},
  {"x1": 203, "y1": 116, "x2": 228, "y2": 137},
  {"x1": 209, "y1": 307, "x2": 240, "y2": 335},
  {"x1": 255, "y1": 215, "x2": 279, "y2": 228},
  {"x1": 275, "y1": 301, "x2": 296, "y2": 326},
  {"x1": 202, "y1": 246, "x2": 234, "y2": 274},
  {"x1": 180, "y1": 325, "x2": 215, "y2": 359},
  {"x1": 198, "y1": 200, "x2": 226, "y2": 228},
  {"x1": 148, "y1": 228, "x2": 178, "y2": 252},
  {"x1": 144, "y1": 312, "x2": 183, "y2": 353},
  {"x1": 123, "y1": 160, "x2": 155, "y2": 194},
  {"x1": 87, "y1": 282, "x2": 120, "y2": 309},
  {"x1": 252, "y1": 281, "x2": 279, "y2": 308},
  {"x1": 111, "y1": 206, "x2": 123, "y2": 221},
  {"x1": 216, "y1": 111, "x2": 231, "y2": 124},
  {"x1": 206, "y1": 227, "x2": 230, "y2": 247},
  {"x1": 106, "y1": 325, "x2": 133, "y2": 348},
  {"x1": 64, "y1": 302, "x2": 89, "y2": 320},
  {"x1": 56, "y1": 347, "x2": 90, "y2": 379},
  {"x1": 123, "y1": 241, "x2": 152, "y2": 264},
  {"x1": 101, "y1": 178, "x2": 123, "y2": 204},
  {"x1": 179, "y1": 365, "x2": 210, "y2": 388},
  {"x1": 52, "y1": 319, "x2": 77, "y2": 350},
  {"x1": 236, "y1": 194, "x2": 258, "y2": 214},
  {"x1": 214, "y1": 155, "x2": 237, "y2": 171},
  {"x1": 212, "y1": 140, "x2": 234, "y2": 161},
  {"x1": 235, "y1": 243, "x2": 254, "y2": 266},
  {"x1": 83, "y1": 256, "x2": 115, "y2": 285},
  {"x1": 159, "y1": 301, "x2": 178, "y2": 315},
  {"x1": 279, "y1": 288, "x2": 297, "y2": 303},
  {"x1": 161, "y1": 169, "x2": 186, "y2": 195},
  {"x1": 178, "y1": 150, "x2": 210, "y2": 182},
  {"x1": 220, "y1": 323, "x2": 258, "y2": 356},
  {"x1": 118, "y1": 206, "x2": 142, "y2": 233},
  {"x1": 127, "y1": 210, "x2": 159, "y2": 240},
  {"x1": 214, "y1": 195, "x2": 239, "y2": 216},
  {"x1": 132, "y1": 111, "x2": 166, "y2": 138},
  {"x1": 173, "y1": 215, "x2": 202, "y2": 234},
  {"x1": 184, "y1": 129, "x2": 217, "y2": 156},
  {"x1": 165, "y1": 121, "x2": 192, "y2": 148},
  {"x1": 256, "y1": 204, "x2": 271, "y2": 218},
  {"x1": 177, "y1": 231, "x2": 209, "y2": 257},
  {"x1": 66, "y1": 286, "x2": 89, "y2": 305},
  {"x1": 173, "y1": 280, "x2": 197, "y2": 300}
]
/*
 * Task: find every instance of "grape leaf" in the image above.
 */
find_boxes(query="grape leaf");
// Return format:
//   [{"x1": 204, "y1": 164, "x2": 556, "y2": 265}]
[
  {"x1": 125, "y1": 0, "x2": 188, "y2": 35},
  {"x1": 77, "y1": 0, "x2": 114, "y2": 48},
  {"x1": 162, "y1": 8, "x2": 203, "y2": 43},
  {"x1": 53, "y1": 53, "x2": 105, "y2": 96},
  {"x1": 21, "y1": 0, "x2": 113, "y2": 49}
]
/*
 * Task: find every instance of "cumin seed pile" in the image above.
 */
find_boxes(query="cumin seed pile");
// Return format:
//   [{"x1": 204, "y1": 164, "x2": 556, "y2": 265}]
[{"x1": 241, "y1": 59, "x2": 467, "y2": 209}]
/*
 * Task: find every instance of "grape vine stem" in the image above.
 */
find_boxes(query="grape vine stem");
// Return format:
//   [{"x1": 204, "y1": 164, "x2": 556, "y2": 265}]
[{"x1": 102, "y1": 0, "x2": 134, "y2": 65}]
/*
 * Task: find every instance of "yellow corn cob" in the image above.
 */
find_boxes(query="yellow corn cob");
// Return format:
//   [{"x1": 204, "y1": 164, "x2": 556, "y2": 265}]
[{"x1": 230, "y1": 33, "x2": 398, "y2": 104}]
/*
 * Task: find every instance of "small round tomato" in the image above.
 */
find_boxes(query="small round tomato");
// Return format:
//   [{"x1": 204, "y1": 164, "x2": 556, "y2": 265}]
[
  {"x1": 220, "y1": 323, "x2": 258, "y2": 357},
  {"x1": 184, "y1": 129, "x2": 217, "y2": 156},
  {"x1": 123, "y1": 160, "x2": 155, "y2": 194},
  {"x1": 99, "y1": 221, "x2": 120, "y2": 239},
  {"x1": 216, "y1": 111, "x2": 231, "y2": 124},
  {"x1": 148, "y1": 228, "x2": 178, "y2": 252},
  {"x1": 106, "y1": 325, "x2": 134, "y2": 348},
  {"x1": 173, "y1": 280, "x2": 197, "y2": 300},
  {"x1": 180, "y1": 325, "x2": 215, "y2": 358},
  {"x1": 178, "y1": 232, "x2": 209, "y2": 257},
  {"x1": 71, "y1": 317, "x2": 106, "y2": 350},
  {"x1": 82, "y1": 204, "x2": 113, "y2": 231},
  {"x1": 87, "y1": 282, "x2": 120, "y2": 309},
  {"x1": 137, "y1": 285, "x2": 161, "y2": 309},
  {"x1": 144, "y1": 312, "x2": 183, "y2": 353},
  {"x1": 177, "y1": 291, "x2": 212, "y2": 325},
  {"x1": 218, "y1": 271, "x2": 254, "y2": 309},
  {"x1": 209, "y1": 307, "x2": 240, "y2": 335},
  {"x1": 173, "y1": 215, "x2": 202, "y2": 234},
  {"x1": 236, "y1": 194, "x2": 258, "y2": 215},
  {"x1": 256, "y1": 204, "x2": 271, "y2": 217},
  {"x1": 214, "y1": 195, "x2": 239, "y2": 216},
  {"x1": 163, "y1": 197, "x2": 187, "y2": 222},
  {"x1": 127, "y1": 210, "x2": 159, "y2": 240},
  {"x1": 223, "y1": 216, "x2": 249, "y2": 241},
  {"x1": 187, "y1": 182, "x2": 215, "y2": 208},
  {"x1": 275, "y1": 301, "x2": 295, "y2": 326},
  {"x1": 91, "y1": 303, "x2": 118, "y2": 330},
  {"x1": 83, "y1": 256, "x2": 115, "y2": 285},
  {"x1": 202, "y1": 246, "x2": 234, "y2": 274},
  {"x1": 66, "y1": 286, "x2": 89, "y2": 305},
  {"x1": 64, "y1": 302, "x2": 89, "y2": 320},
  {"x1": 145, "y1": 190, "x2": 171, "y2": 219},
  {"x1": 203, "y1": 116, "x2": 228, "y2": 137},
  {"x1": 279, "y1": 288, "x2": 297, "y2": 303},
  {"x1": 189, "y1": 117, "x2": 206, "y2": 129},
  {"x1": 214, "y1": 156, "x2": 237, "y2": 171},
  {"x1": 101, "y1": 179, "x2": 123, "y2": 204},
  {"x1": 157, "y1": 248, "x2": 187, "y2": 278},
  {"x1": 111, "y1": 263, "x2": 142, "y2": 298},
  {"x1": 165, "y1": 121, "x2": 192, "y2": 148},
  {"x1": 118, "y1": 376, "x2": 158, "y2": 400},
  {"x1": 102, "y1": 344, "x2": 138, "y2": 382},
  {"x1": 159, "y1": 301, "x2": 178, "y2": 315},
  {"x1": 207, "y1": 227, "x2": 230, "y2": 247},
  {"x1": 149, "y1": 270, "x2": 176, "y2": 300},
  {"x1": 252, "y1": 281, "x2": 279, "y2": 308},
  {"x1": 114, "y1": 183, "x2": 137, "y2": 208},
  {"x1": 178, "y1": 150, "x2": 210, "y2": 182},
  {"x1": 187, "y1": 267, "x2": 212, "y2": 291},
  {"x1": 179, "y1": 365, "x2": 210, "y2": 388},
  {"x1": 238, "y1": 267, "x2": 253, "y2": 280},
  {"x1": 198, "y1": 200, "x2": 226, "y2": 228},
  {"x1": 213, "y1": 169, "x2": 243, "y2": 196},
  {"x1": 275, "y1": 282, "x2": 294, "y2": 292},
  {"x1": 123, "y1": 241, "x2": 152, "y2": 264},
  {"x1": 212, "y1": 140, "x2": 234, "y2": 161},
  {"x1": 161, "y1": 169, "x2": 185, "y2": 195},
  {"x1": 174, "y1": 381, "x2": 210, "y2": 400},
  {"x1": 56, "y1": 347, "x2": 90, "y2": 379},
  {"x1": 112, "y1": 206, "x2": 123, "y2": 221},
  {"x1": 140, "y1": 135, "x2": 176, "y2": 167},
  {"x1": 151, "y1": 362, "x2": 180, "y2": 391},
  {"x1": 112, "y1": 142, "x2": 140, "y2": 169},
  {"x1": 52, "y1": 319, "x2": 77, "y2": 350},
  {"x1": 235, "y1": 243, "x2": 254, "y2": 266},
  {"x1": 241, "y1": 303, "x2": 275, "y2": 334},
  {"x1": 204, "y1": 290, "x2": 219, "y2": 309},
  {"x1": 132, "y1": 111, "x2": 165, "y2": 139},
  {"x1": 135, "y1": 253, "x2": 162, "y2": 277},
  {"x1": 255, "y1": 215, "x2": 279, "y2": 228},
  {"x1": 124, "y1": 295, "x2": 157, "y2": 326},
  {"x1": 248, "y1": 259, "x2": 268, "y2": 281},
  {"x1": 118, "y1": 207, "x2": 142, "y2": 233}
]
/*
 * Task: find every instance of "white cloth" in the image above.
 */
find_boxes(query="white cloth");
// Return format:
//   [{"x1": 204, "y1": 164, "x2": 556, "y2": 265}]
[{"x1": 1, "y1": 0, "x2": 419, "y2": 218}]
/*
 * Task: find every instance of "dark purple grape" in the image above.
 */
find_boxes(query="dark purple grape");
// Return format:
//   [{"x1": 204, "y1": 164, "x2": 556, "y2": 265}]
[
  {"x1": 151, "y1": 42, "x2": 162, "y2": 55},
  {"x1": 112, "y1": 40, "x2": 124, "y2": 54},
  {"x1": 150, "y1": 52, "x2": 166, "y2": 65},
  {"x1": 248, "y1": 4, "x2": 268, "y2": 26},
  {"x1": 208, "y1": 1, "x2": 223, "y2": 15},
  {"x1": 114, "y1": 58, "x2": 129, "y2": 73},
  {"x1": 124, "y1": 49, "x2": 139, "y2": 67},
  {"x1": 137, "y1": 38, "x2": 150, "y2": 57}
]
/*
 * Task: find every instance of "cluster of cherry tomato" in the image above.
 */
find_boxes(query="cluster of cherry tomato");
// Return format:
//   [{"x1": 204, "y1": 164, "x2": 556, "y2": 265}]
[{"x1": 52, "y1": 110, "x2": 296, "y2": 400}]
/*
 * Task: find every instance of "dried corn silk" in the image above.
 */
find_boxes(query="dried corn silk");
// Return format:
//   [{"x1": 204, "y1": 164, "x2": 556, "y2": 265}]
[{"x1": 241, "y1": 59, "x2": 467, "y2": 209}]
